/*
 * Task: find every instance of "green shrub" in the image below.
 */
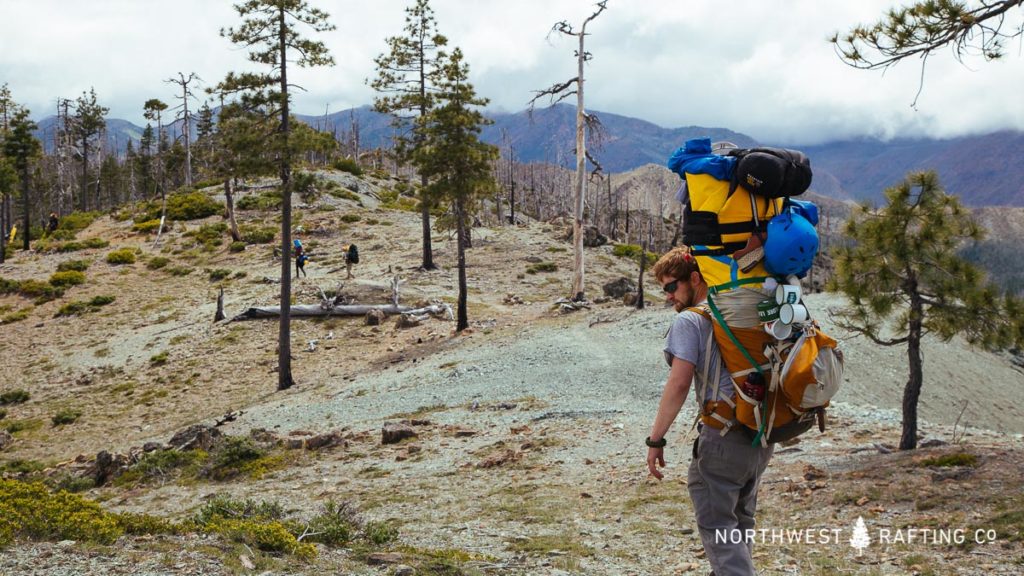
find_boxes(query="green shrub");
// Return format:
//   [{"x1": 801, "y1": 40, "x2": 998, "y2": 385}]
[
  {"x1": 303, "y1": 501, "x2": 360, "y2": 546},
  {"x1": 57, "y1": 211, "x2": 102, "y2": 233},
  {"x1": 921, "y1": 453, "x2": 978, "y2": 468},
  {"x1": 0, "y1": 479, "x2": 123, "y2": 546},
  {"x1": 0, "y1": 389, "x2": 30, "y2": 405},
  {"x1": 89, "y1": 295, "x2": 115, "y2": 307},
  {"x1": 165, "y1": 192, "x2": 222, "y2": 221},
  {"x1": 612, "y1": 243, "x2": 658, "y2": 266},
  {"x1": 340, "y1": 214, "x2": 361, "y2": 223},
  {"x1": 241, "y1": 226, "x2": 276, "y2": 244},
  {"x1": 1, "y1": 308, "x2": 30, "y2": 324},
  {"x1": 326, "y1": 187, "x2": 361, "y2": 203},
  {"x1": 166, "y1": 266, "x2": 193, "y2": 276},
  {"x1": 0, "y1": 459, "x2": 46, "y2": 475},
  {"x1": 56, "y1": 260, "x2": 90, "y2": 272},
  {"x1": 190, "y1": 222, "x2": 228, "y2": 248},
  {"x1": 55, "y1": 301, "x2": 91, "y2": 317},
  {"x1": 229, "y1": 241, "x2": 247, "y2": 252},
  {"x1": 201, "y1": 437, "x2": 266, "y2": 481},
  {"x1": 115, "y1": 512, "x2": 182, "y2": 536},
  {"x1": 208, "y1": 269, "x2": 231, "y2": 281},
  {"x1": 362, "y1": 519, "x2": 399, "y2": 545},
  {"x1": 332, "y1": 157, "x2": 363, "y2": 176},
  {"x1": 48, "y1": 270, "x2": 86, "y2": 288},
  {"x1": 106, "y1": 248, "x2": 137, "y2": 265},
  {"x1": 526, "y1": 262, "x2": 558, "y2": 274},
  {"x1": 193, "y1": 495, "x2": 314, "y2": 559},
  {"x1": 47, "y1": 229, "x2": 77, "y2": 241},
  {"x1": 117, "y1": 449, "x2": 206, "y2": 486},
  {"x1": 4, "y1": 279, "x2": 63, "y2": 303},
  {"x1": 149, "y1": 351, "x2": 169, "y2": 366},
  {"x1": 0, "y1": 409, "x2": 5, "y2": 420},
  {"x1": 83, "y1": 238, "x2": 109, "y2": 249},
  {"x1": 47, "y1": 474, "x2": 94, "y2": 493},
  {"x1": 51, "y1": 408, "x2": 82, "y2": 426},
  {"x1": 132, "y1": 219, "x2": 162, "y2": 234},
  {"x1": 147, "y1": 256, "x2": 170, "y2": 269},
  {"x1": 3, "y1": 418, "x2": 43, "y2": 434},
  {"x1": 237, "y1": 190, "x2": 282, "y2": 211}
]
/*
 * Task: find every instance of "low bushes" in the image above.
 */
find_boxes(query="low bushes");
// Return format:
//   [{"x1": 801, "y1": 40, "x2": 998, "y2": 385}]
[
  {"x1": 131, "y1": 219, "x2": 162, "y2": 234},
  {"x1": 48, "y1": 270, "x2": 86, "y2": 288},
  {"x1": 56, "y1": 260, "x2": 90, "y2": 272},
  {"x1": 526, "y1": 262, "x2": 558, "y2": 274},
  {"x1": 0, "y1": 389, "x2": 30, "y2": 405},
  {"x1": 0, "y1": 277, "x2": 63, "y2": 303},
  {"x1": 106, "y1": 248, "x2": 137, "y2": 265},
  {"x1": 55, "y1": 295, "x2": 115, "y2": 317},
  {"x1": 146, "y1": 256, "x2": 170, "y2": 270},
  {"x1": 612, "y1": 243, "x2": 658, "y2": 266},
  {"x1": 51, "y1": 408, "x2": 82, "y2": 426},
  {"x1": 0, "y1": 479, "x2": 122, "y2": 546},
  {"x1": 332, "y1": 157, "x2": 363, "y2": 176},
  {"x1": 241, "y1": 226, "x2": 276, "y2": 244}
]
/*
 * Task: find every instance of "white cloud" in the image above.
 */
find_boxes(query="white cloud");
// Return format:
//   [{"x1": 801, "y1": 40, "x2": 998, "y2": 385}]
[{"x1": 1, "y1": 0, "x2": 1021, "y2": 144}]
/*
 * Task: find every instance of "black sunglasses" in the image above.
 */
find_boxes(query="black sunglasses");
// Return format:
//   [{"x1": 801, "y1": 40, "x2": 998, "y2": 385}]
[{"x1": 662, "y1": 280, "x2": 680, "y2": 294}]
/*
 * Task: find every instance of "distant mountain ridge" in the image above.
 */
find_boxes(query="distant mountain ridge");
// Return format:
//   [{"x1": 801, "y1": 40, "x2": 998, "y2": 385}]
[{"x1": 32, "y1": 104, "x2": 1024, "y2": 207}]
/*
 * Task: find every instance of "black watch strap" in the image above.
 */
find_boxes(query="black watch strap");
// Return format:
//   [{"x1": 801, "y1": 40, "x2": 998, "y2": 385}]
[{"x1": 645, "y1": 436, "x2": 667, "y2": 448}]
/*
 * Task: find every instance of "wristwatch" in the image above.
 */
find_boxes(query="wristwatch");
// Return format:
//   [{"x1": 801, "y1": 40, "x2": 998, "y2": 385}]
[{"x1": 645, "y1": 436, "x2": 667, "y2": 448}]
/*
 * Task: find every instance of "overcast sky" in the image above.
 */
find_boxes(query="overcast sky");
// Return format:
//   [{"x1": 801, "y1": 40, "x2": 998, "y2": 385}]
[{"x1": 1, "y1": 0, "x2": 1022, "y2": 145}]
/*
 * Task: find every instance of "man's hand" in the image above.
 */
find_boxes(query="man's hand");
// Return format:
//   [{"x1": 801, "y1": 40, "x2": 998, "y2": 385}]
[{"x1": 647, "y1": 446, "x2": 665, "y2": 480}]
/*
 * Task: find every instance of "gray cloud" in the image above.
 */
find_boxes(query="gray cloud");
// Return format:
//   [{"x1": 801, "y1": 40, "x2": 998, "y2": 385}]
[{"x1": 1, "y1": 0, "x2": 1021, "y2": 144}]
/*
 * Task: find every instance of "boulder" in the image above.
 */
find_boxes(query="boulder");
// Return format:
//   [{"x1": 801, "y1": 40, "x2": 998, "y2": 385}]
[
  {"x1": 603, "y1": 277, "x2": 636, "y2": 299},
  {"x1": 168, "y1": 424, "x2": 222, "y2": 451},
  {"x1": 583, "y1": 225, "x2": 608, "y2": 247},
  {"x1": 382, "y1": 422, "x2": 417, "y2": 445},
  {"x1": 365, "y1": 309, "x2": 386, "y2": 326}
]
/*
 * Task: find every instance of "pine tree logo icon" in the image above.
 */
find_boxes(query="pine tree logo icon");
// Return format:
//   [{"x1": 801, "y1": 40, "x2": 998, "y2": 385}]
[{"x1": 850, "y1": 516, "x2": 871, "y2": 555}]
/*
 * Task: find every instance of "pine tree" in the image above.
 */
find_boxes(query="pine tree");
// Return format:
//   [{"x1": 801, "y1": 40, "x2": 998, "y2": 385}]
[
  {"x1": 216, "y1": 0, "x2": 335, "y2": 391},
  {"x1": 832, "y1": 1, "x2": 1023, "y2": 104},
  {"x1": 73, "y1": 88, "x2": 109, "y2": 212},
  {"x1": 370, "y1": 0, "x2": 449, "y2": 271},
  {"x1": 4, "y1": 108, "x2": 41, "y2": 251},
  {"x1": 415, "y1": 48, "x2": 498, "y2": 332},
  {"x1": 831, "y1": 171, "x2": 1024, "y2": 450}
]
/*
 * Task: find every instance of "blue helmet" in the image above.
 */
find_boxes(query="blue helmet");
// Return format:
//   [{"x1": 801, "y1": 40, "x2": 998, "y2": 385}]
[
  {"x1": 293, "y1": 239, "x2": 302, "y2": 248},
  {"x1": 764, "y1": 207, "x2": 818, "y2": 277}
]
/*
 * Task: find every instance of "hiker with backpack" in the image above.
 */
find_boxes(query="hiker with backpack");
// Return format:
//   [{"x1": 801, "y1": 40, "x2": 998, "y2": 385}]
[
  {"x1": 343, "y1": 243, "x2": 359, "y2": 279},
  {"x1": 293, "y1": 239, "x2": 307, "y2": 278},
  {"x1": 645, "y1": 247, "x2": 773, "y2": 576}
]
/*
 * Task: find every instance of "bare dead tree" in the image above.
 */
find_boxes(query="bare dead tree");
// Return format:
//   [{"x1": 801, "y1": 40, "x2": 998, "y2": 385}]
[
  {"x1": 528, "y1": 0, "x2": 608, "y2": 301},
  {"x1": 166, "y1": 72, "x2": 200, "y2": 187}
]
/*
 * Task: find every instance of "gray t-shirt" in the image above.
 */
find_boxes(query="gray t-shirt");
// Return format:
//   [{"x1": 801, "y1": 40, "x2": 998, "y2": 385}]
[{"x1": 664, "y1": 306, "x2": 735, "y2": 403}]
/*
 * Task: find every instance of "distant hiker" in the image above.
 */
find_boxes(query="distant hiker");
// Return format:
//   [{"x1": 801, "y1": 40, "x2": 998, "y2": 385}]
[
  {"x1": 343, "y1": 243, "x2": 359, "y2": 279},
  {"x1": 645, "y1": 247, "x2": 773, "y2": 576},
  {"x1": 296, "y1": 252, "x2": 308, "y2": 278},
  {"x1": 293, "y1": 238, "x2": 304, "y2": 257},
  {"x1": 47, "y1": 212, "x2": 59, "y2": 233}
]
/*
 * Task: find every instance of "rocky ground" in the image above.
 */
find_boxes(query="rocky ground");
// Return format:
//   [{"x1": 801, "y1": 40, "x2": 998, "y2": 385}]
[{"x1": 2, "y1": 171, "x2": 1023, "y2": 575}]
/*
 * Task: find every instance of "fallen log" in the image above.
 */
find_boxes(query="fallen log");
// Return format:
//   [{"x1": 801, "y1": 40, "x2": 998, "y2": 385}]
[{"x1": 231, "y1": 302, "x2": 451, "y2": 322}]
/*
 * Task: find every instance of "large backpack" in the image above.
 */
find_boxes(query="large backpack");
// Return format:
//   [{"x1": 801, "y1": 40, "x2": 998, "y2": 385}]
[
  {"x1": 668, "y1": 137, "x2": 839, "y2": 445},
  {"x1": 347, "y1": 244, "x2": 359, "y2": 264}
]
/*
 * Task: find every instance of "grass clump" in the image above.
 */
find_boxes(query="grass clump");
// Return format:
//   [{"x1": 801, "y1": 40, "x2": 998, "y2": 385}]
[
  {"x1": 55, "y1": 295, "x2": 114, "y2": 317},
  {"x1": 332, "y1": 158, "x2": 363, "y2": 176},
  {"x1": 340, "y1": 214, "x2": 361, "y2": 223},
  {"x1": 526, "y1": 262, "x2": 558, "y2": 274},
  {"x1": 241, "y1": 226, "x2": 276, "y2": 244},
  {"x1": 0, "y1": 389, "x2": 30, "y2": 405},
  {"x1": 131, "y1": 219, "x2": 162, "y2": 234},
  {"x1": 1, "y1": 307, "x2": 30, "y2": 324},
  {"x1": 147, "y1": 256, "x2": 170, "y2": 269},
  {"x1": 1, "y1": 278, "x2": 64, "y2": 303},
  {"x1": 189, "y1": 222, "x2": 228, "y2": 251},
  {"x1": 0, "y1": 479, "x2": 123, "y2": 547},
  {"x1": 56, "y1": 260, "x2": 90, "y2": 272},
  {"x1": 166, "y1": 266, "x2": 193, "y2": 277},
  {"x1": 229, "y1": 241, "x2": 247, "y2": 252},
  {"x1": 920, "y1": 452, "x2": 978, "y2": 468},
  {"x1": 3, "y1": 418, "x2": 43, "y2": 435},
  {"x1": 149, "y1": 351, "x2": 169, "y2": 366},
  {"x1": 208, "y1": 268, "x2": 231, "y2": 282},
  {"x1": 51, "y1": 408, "x2": 82, "y2": 426},
  {"x1": 48, "y1": 270, "x2": 86, "y2": 288},
  {"x1": 106, "y1": 248, "x2": 137, "y2": 265}
]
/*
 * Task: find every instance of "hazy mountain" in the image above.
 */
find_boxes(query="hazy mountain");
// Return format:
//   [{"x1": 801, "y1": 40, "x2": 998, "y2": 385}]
[{"x1": 32, "y1": 105, "x2": 1024, "y2": 206}]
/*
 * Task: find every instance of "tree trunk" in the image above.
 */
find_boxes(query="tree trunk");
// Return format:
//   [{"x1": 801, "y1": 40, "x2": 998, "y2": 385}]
[
  {"x1": 900, "y1": 290, "x2": 924, "y2": 450},
  {"x1": 456, "y1": 197, "x2": 469, "y2": 332},
  {"x1": 232, "y1": 302, "x2": 449, "y2": 321},
  {"x1": 571, "y1": 30, "x2": 587, "y2": 302},
  {"x1": 0, "y1": 191, "x2": 6, "y2": 263},
  {"x1": 419, "y1": 183, "x2": 435, "y2": 270},
  {"x1": 277, "y1": 5, "x2": 294, "y2": 391},
  {"x1": 80, "y1": 139, "x2": 88, "y2": 212},
  {"x1": 21, "y1": 167, "x2": 30, "y2": 251},
  {"x1": 224, "y1": 179, "x2": 241, "y2": 242}
]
